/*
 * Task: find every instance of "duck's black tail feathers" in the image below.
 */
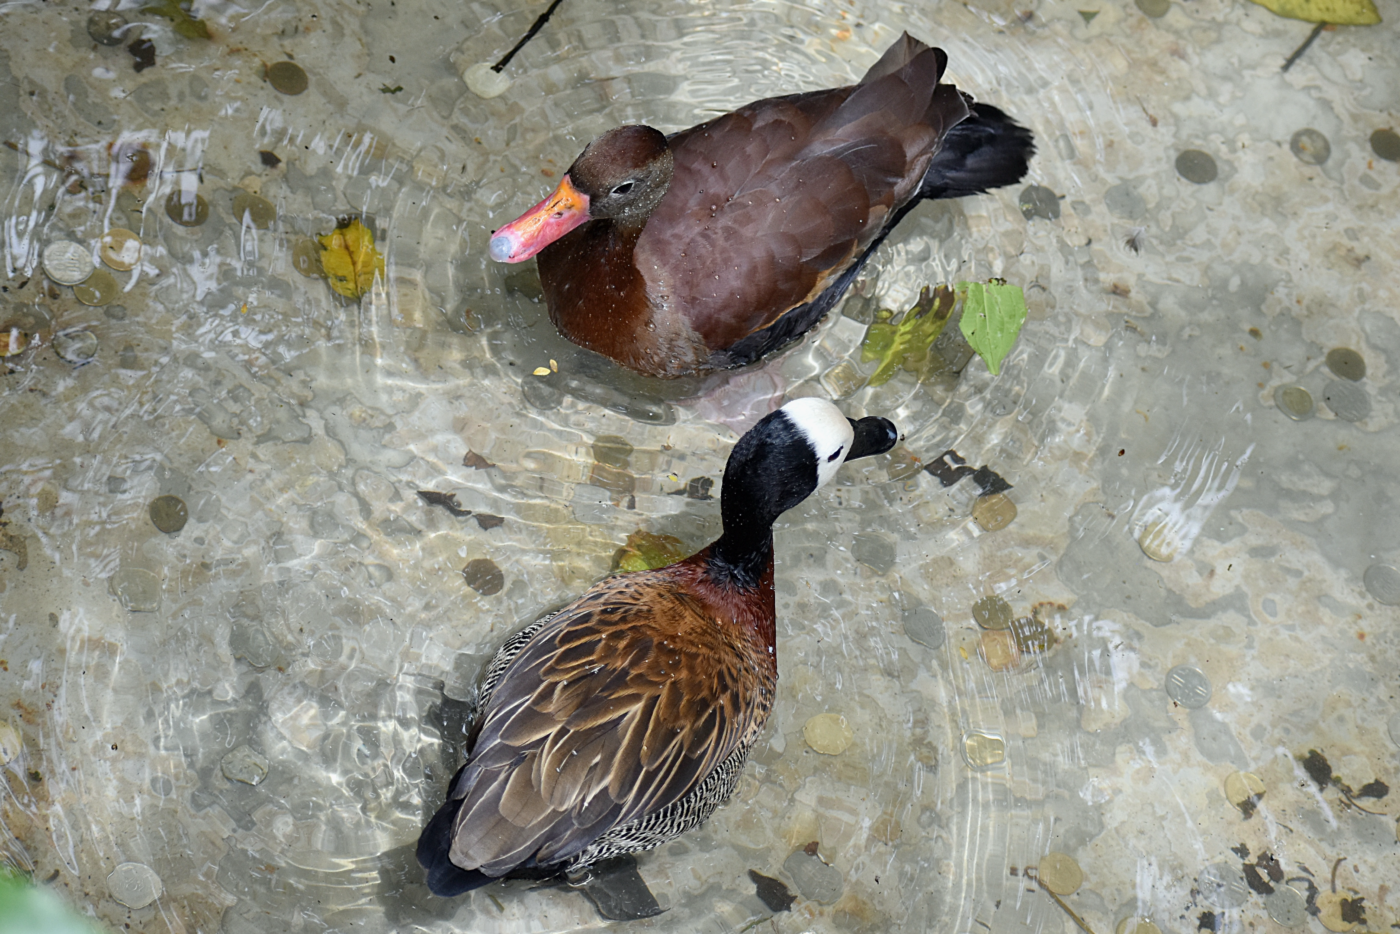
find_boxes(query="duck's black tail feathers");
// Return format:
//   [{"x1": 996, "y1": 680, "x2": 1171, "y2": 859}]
[
  {"x1": 417, "y1": 789, "x2": 498, "y2": 897},
  {"x1": 921, "y1": 102, "x2": 1035, "y2": 200}
]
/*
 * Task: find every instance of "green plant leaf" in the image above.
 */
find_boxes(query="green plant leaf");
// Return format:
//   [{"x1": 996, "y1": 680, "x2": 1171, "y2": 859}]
[
  {"x1": 613, "y1": 530, "x2": 690, "y2": 572},
  {"x1": 141, "y1": 0, "x2": 212, "y2": 38},
  {"x1": 859, "y1": 285, "x2": 956, "y2": 387},
  {"x1": 1246, "y1": 0, "x2": 1379, "y2": 24},
  {"x1": 957, "y1": 279, "x2": 1027, "y2": 376}
]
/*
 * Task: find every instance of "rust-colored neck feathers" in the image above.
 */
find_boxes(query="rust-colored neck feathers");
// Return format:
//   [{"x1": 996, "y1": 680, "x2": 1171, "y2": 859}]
[{"x1": 667, "y1": 545, "x2": 777, "y2": 664}]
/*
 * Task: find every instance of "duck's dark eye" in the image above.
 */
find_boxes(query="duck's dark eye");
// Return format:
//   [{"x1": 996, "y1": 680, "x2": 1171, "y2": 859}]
[
  {"x1": 611, "y1": 181, "x2": 635, "y2": 196},
  {"x1": 827, "y1": 447, "x2": 844, "y2": 462}
]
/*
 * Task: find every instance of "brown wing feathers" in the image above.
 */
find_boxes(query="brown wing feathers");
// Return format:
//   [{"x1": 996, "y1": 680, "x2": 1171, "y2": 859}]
[
  {"x1": 640, "y1": 38, "x2": 963, "y2": 349},
  {"x1": 446, "y1": 573, "x2": 767, "y2": 876}
]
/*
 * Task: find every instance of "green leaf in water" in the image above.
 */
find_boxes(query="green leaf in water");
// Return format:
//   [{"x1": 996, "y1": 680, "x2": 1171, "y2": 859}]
[
  {"x1": 859, "y1": 285, "x2": 956, "y2": 387},
  {"x1": 613, "y1": 530, "x2": 690, "y2": 572},
  {"x1": 141, "y1": 0, "x2": 211, "y2": 39},
  {"x1": 957, "y1": 279, "x2": 1027, "y2": 376}
]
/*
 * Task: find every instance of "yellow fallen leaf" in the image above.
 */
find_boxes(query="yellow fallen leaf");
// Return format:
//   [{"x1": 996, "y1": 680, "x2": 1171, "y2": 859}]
[
  {"x1": 532, "y1": 366, "x2": 550, "y2": 376},
  {"x1": 318, "y1": 219, "x2": 385, "y2": 299},
  {"x1": 1247, "y1": 0, "x2": 1378, "y2": 24}
]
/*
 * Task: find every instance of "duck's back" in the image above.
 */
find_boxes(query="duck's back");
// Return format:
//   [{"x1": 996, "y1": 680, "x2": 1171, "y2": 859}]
[{"x1": 637, "y1": 34, "x2": 969, "y2": 353}]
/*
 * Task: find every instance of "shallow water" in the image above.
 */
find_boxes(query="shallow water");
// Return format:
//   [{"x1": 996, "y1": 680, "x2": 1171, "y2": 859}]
[{"x1": 1, "y1": 0, "x2": 1398, "y2": 932}]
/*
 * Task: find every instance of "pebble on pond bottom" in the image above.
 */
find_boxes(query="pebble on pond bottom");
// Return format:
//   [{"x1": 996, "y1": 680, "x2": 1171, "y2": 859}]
[
  {"x1": 1175, "y1": 149, "x2": 1218, "y2": 184},
  {"x1": 107, "y1": 862, "x2": 163, "y2": 910},
  {"x1": 53, "y1": 328, "x2": 99, "y2": 364},
  {"x1": 463, "y1": 61, "x2": 513, "y2": 98},
  {"x1": 980, "y1": 630, "x2": 1019, "y2": 671},
  {"x1": 1134, "y1": 0, "x2": 1170, "y2": 15},
  {"x1": 803, "y1": 713, "x2": 854, "y2": 755},
  {"x1": 149, "y1": 494, "x2": 189, "y2": 533},
  {"x1": 782, "y1": 847, "x2": 843, "y2": 904},
  {"x1": 0, "y1": 722, "x2": 21, "y2": 764},
  {"x1": 961, "y1": 729, "x2": 1005, "y2": 768},
  {"x1": 1362, "y1": 564, "x2": 1400, "y2": 605},
  {"x1": 1274, "y1": 384, "x2": 1314, "y2": 420},
  {"x1": 1224, "y1": 770, "x2": 1266, "y2": 816},
  {"x1": 1371, "y1": 128, "x2": 1400, "y2": 162},
  {"x1": 109, "y1": 567, "x2": 160, "y2": 612},
  {"x1": 1137, "y1": 519, "x2": 1179, "y2": 562},
  {"x1": 972, "y1": 492, "x2": 1016, "y2": 531},
  {"x1": 268, "y1": 60, "x2": 309, "y2": 95},
  {"x1": 972, "y1": 594, "x2": 1013, "y2": 630},
  {"x1": 1038, "y1": 851, "x2": 1083, "y2": 895},
  {"x1": 221, "y1": 745, "x2": 269, "y2": 785},
  {"x1": 1289, "y1": 128, "x2": 1331, "y2": 165},
  {"x1": 902, "y1": 605, "x2": 945, "y2": 649},
  {"x1": 1325, "y1": 346, "x2": 1366, "y2": 381},
  {"x1": 462, "y1": 558, "x2": 504, "y2": 595},
  {"x1": 1116, "y1": 920, "x2": 1162, "y2": 934}
]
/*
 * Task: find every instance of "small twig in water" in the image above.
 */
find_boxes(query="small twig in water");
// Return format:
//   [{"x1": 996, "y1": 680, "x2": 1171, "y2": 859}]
[
  {"x1": 1028, "y1": 871, "x2": 1099, "y2": 934},
  {"x1": 1331, "y1": 857, "x2": 1346, "y2": 893},
  {"x1": 493, "y1": 0, "x2": 569, "y2": 73},
  {"x1": 1281, "y1": 22, "x2": 1326, "y2": 72}
]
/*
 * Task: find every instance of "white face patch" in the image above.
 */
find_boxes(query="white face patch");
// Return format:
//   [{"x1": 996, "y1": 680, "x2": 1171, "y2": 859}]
[{"x1": 779, "y1": 397, "x2": 856, "y2": 490}]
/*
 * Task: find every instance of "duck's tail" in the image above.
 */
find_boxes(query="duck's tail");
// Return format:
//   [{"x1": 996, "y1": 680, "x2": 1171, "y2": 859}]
[
  {"x1": 920, "y1": 101, "x2": 1036, "y2": 200},
  {"x1": 417, "y1": 783, "x2": 500, "y2": 896}
]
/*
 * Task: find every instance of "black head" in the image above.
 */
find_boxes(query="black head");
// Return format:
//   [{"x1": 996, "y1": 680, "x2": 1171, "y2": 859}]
[{"x1": 569, "y1": 125, "x2": 675, "y2": 225}]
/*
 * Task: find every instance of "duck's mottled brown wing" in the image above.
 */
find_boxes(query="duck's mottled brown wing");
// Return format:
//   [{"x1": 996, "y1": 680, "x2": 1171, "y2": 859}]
[
  {"x1": 445, "y1": 572, "x2": 770, "y2": 877},
  {"x1": 637, "y1": 33, "x2": 969, "y2": 351}
]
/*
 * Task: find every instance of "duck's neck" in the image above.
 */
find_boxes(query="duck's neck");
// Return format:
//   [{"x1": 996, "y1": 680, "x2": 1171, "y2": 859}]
[
  {"x1": 540, "y1": 220, "x2": 651, "y2": 346},
  {"x1": 687, "y1": 538, "x2": 777, "y2": 656},
  {"x1": 707, "y1": 528, "x2": 774, "y2": 592}
]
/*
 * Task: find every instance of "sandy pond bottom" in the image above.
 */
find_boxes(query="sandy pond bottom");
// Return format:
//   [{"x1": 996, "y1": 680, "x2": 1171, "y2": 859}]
[{"x1": 1, "y1": 0, "x2": 1398, "y2": 932}]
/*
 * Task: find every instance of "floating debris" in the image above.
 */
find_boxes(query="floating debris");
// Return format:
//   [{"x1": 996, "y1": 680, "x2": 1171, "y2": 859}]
[
  {"x1": 462, "y1": 558, "x2": 504, "y2": 595},
  {"x1": 1224, "y1": 770, "x2": 1266, "y2": 817},
  {"x1": 1135, "y1": 0, "x2": 1170, "y2": 15},
  {"x1": 972, "y1": 492, "x2": 1017, "y2": 531},
  {"x1": 417, "y1": 490, "x2": 472, "y2": 517},
  {"x1": 1371, "y1": 128, "x2": 1400, "y2": 162},
  {"x1": 142, "y1": 0, "x2": 212, "y2": 38},
  {"x1": 803, "y1": 713, "x2": 854, "y2": 755},
  {"x1": 232, "y1": 191, "x2": 276, "y2": 229},
  {"x1": 319, "y1": 219, "x2": 385, "y2": 299},
  {"x1": 1175, "y1": 150, "x2": 1218, "y2": 184},
  {"x1": 958, "y1": 279, "x2": 1028, "y2": 376},
  {"x1": 463, "y1": 451, "x2": 495, "y2": 470},
  {"x1": 1322, "y1": 380, "x2": 1369, "y2": 421},
  {"x1": 259, "y1": 150, "x2": 282, "y2": 168},
  {"x1": 53, "y1": 329, "x2": 99, "y2": 365},
  {"x1": 925, "y1": 449, "x2": 1013, "y2": 495},
  {"x1": 474, "y1": 513, "x2": 505, "y2": 531},
  {"x1": 1325, "y1": 347, "x2": 1365, "y2": 381},
  {"x1": 971, "y1": 595, "x2": 1014, "y2": 631},
  {"x1": 107, "y1": 862, "x2": 163, "y2": 910},
  {"x1": 1289, "y1": 128, "x2": 1331, "y2": 165},
  {"x1": 74, "y1": 268, "x2": 120, "y2": 306},
  {"x1": 128, "y1": 37, "x2": 156, "y2": 72},
  {"x1": 1038, "y1": 852, "x2": 1083, "y2": 895},
  {"x1": 148, "y1": 494, "x2": 189, "y2": 533},
  {"x1": 961, "y1": 729, "x2": 1005, "y2": 768},
  {"x1": 1316, "y1": 891, "x2": 1363, "y2": 932},
  {"x1": 267, "y1": 60, "x2": 309, "y2": 95},
  {"x1": 1250, "y1": 0, "x2": 1379, "y2": 24},
  {"x1": 860, "y1": 285, "x2": 955, "y2": 386},
  {"x1": 1165, "y1": 665, "x2": 1212, "y2": 708},
  {"x1": 1019, "y1": 184, "x2": 1061, "y2": 220},
  {"x1": 99, "y1": 228, "x2": 142, "y2": 270},
  {"x1": 87, "y1": 11, "x2": 130, "y2": 45},
  {"x1": 220, "y1": 744, "x2": 269, "y2": 785},
  {"x1": 748, "y1": 869, "x2": 796, "y2": 912},
  {"x1": 1362, "y1": 564, "x2": 1400, "y2": 605},
  {"x1": 165, "y1": 190, "x2": 209, "y2": 227},
  {"x1": 43, "y1": 240, "x2": 96, "y2": 286},
  {"x1": 1274, "y1": 384, "x2": 1314, "y2": 420},
  {"x1": 1078, "y1": 10, "x2": 1099, "y2": 23}
]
